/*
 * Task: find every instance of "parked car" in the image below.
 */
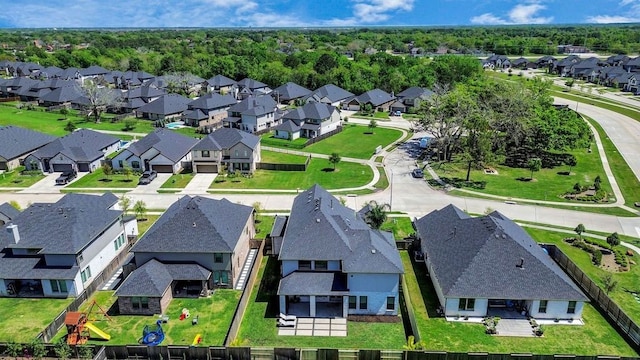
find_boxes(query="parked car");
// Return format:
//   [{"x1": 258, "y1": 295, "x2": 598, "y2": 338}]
[
  {"x1": 138, "y1": 170, "x2": 158, "y2": 185},
  {"x1": 55, "y1": 170, "x2": 77, "y2": 185},
  {"x1": 411, "y1": 168, "x2": 424, "y2": 178},
  {"x1": 390, "y1": 110, "x2": 402, "y2": 116}
]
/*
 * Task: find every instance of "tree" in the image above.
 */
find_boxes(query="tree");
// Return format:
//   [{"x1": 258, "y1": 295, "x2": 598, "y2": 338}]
[
  {"x1": 527, "y1": 158, "x2": 542, "y2": 180},
  {"x1": 102, "y1": 163, "x2": 113, "y2": 180},
  {"x1": 364, "y1": 200, "x2": 391, "y2": 229},
  {"x1": 368, "y1": 119, "x2": 378, "y2": 133},
  {"x1": 119, "y1": 195, "x2": 132, "y2": 215},
  {"x1": 574, "y1": 223, "x2": 586, "y2": 240},
  {"x1": 606, "y1": 232, "x2": 620, "y2": 247},
  {"x1": 64, "y1": 120, "x2": 76, "y2": 132},
  {"x1": 133, "y1": 200, "x2": 147, "y2": 220},
  {"x1": 602, "y1": 274, "x2": 618, "y2": 294},
  {"x1": 594, "y1": 175, "x2": 602, "y2": 191},
  {"x1": 54, "y1": 341, "x2": 72, "y2": 360},
  {"x1": 123, "y1": 118, "x2": 137, "y2": 131},
  {"x1": 122, "y1": 165, "x2": 133, "y2": 181},
  {"x1": 328, "y1": 153, "x2": 341, "y2": 171},
  {"x1": 564, "y1": 78, "x2": 575, "y2": 92},
  {"x1": 76, "y1": 80, "x2": 123, "y2": 123},
  {"x1": 566, "y1": 156, "x2": 577, "y2": 175},
  {"x1": 314, "y1": 53, "x2": 338, "y2": 74},
  {"x1": 461, "y1": 109, "x2": 492, "y2": 182},
  {"x1": 59, "y1": 108, "x2": 69, "y2": 120},
  {"x1": 8, "y1": 200, "x2": 20, "y2": 211}
]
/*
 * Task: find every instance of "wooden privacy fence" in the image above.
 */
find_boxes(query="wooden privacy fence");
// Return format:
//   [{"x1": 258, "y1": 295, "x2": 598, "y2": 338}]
[
  {"x1": 257, "y1": 155, "x2": 311, "y2": 171},
  {"x1": 543, "y1": 244, "x2": 640, "y2": 352}
]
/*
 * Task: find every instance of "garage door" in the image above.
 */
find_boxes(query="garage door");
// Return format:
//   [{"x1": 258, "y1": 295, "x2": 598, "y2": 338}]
[
  {"x1": 0, "y1": 162, "x2": 7, "y2": 171},
  {"x1": 196, "y1": 164, "x2": 218, "y2": 173},
  {"x1": 53, "y1": 164, "x2": 73, "y2": 172},
  {"x1": 152, "y1": 165, "x2": 174, "y2": 173},
  {"x1": 77, "y1": 163, "x2": 90, "y2": 172}
]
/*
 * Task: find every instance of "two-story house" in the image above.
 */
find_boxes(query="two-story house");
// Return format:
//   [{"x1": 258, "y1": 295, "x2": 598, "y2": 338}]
[
  {"x1": 25, "y1": 129, "x2": 120, "y2": 173},
  {"x1": 0, "y1": 126, "x2": 55, "y2": 171},
  {"x1": 116, "y1": 196, "x2": 254, "y2": 315},
  {"x1": 191, "y1": 128, "x2": 260, "y2": 173},
  {"x1": 204, "y1": 75, "x2": 237, "y2": 95},
  {"x1": 305, "y1": 84, "x2": 354, "y2": 107},
  {"x1": 277, "y1": 185, "x2": 403, "y2": 318},
  {"x1": 224, "y1": 95, "x2": 278, "y2": 133},
  {"x1": 390, "y1": 87, "x2": 434, "y2": 114},
  {"x1": 0, "y1": 193, "x2": 138, "y2": 298},
  {"x1": 183, "y1": 93, "x2": 238, "y2": 128},
  {"x1": 111, "y1": 128, "x2": 198, "y2": 174},
  {"x1": 236, "y1": 78, "x2": 272, "y2": 100},
  {"x1": 273, "y1": 102, "x2": 341, "y2": 140},
  {"x1": 272, "y1": 82, "x2": 312, "y2": 105}
]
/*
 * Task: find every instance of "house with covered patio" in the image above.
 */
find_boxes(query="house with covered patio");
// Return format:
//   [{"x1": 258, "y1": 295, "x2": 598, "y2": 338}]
[
  {"x1": 272, "y1": 102, "x2": 341, "y2": 140},
  {"x1": 277, "y1": 185, "x2": 403, "y2": 318}
]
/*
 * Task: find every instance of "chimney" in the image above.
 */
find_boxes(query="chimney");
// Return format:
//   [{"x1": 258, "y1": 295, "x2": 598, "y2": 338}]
[{"x1": 6, "y1": 224, "x2": 20, "y2": 245}]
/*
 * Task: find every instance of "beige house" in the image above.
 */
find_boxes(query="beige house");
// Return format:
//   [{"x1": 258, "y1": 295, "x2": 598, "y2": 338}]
[{"x1": 191, "y1": 128, "x2": 261, "y2": 174}]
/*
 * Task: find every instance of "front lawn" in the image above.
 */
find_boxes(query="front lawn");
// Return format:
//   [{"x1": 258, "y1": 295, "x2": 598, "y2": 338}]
[
  {"x1": 431, "y1": 148, "x2": 613, "y2": 203},
  {"x1": 0, "y1": 297, "x2": 73, "y2": 342},
  {"x1": 401, "y1": 252, "x2": 637, "y2": 356},
  {"x1": 236, "y1": 256, "x2": 406, "y2": 349},
  {"x1": 0, "y1": 167, "x2": 45, "y2": 187},
  {"x1": 53, "y1": 290, "x2": 240, "y2": 346},
  {"x1": 304, "y1": 124, "x2": 402, "y2": 159},
  {"x1": 66, "y1": 168, "x2": 139, "y2": 188},
  {"x1": 160, "y1": 171, "x2": 194, "y2": 189},
  {"x1": 210, "y1": 158, "x2": 372, "y2": 190}
]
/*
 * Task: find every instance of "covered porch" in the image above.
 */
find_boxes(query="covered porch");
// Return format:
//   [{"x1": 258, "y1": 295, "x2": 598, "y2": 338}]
[{"x1": 278, "y1": 272, "x2": 349, "y2": 318}]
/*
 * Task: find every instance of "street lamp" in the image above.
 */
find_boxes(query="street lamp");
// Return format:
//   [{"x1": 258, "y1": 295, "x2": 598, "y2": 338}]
[{"x1": 389, "y1": 169, "x2": 394, "y2": 211}]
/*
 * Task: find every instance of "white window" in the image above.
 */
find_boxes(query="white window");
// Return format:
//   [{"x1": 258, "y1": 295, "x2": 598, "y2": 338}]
[{"x1": 80, "y1": 266, "x2": 92, "y2": 283}]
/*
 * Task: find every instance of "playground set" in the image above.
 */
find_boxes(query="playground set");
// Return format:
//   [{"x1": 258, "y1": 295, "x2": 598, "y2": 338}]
[{"x1": 64, "y1": 300, "x2": 112, "y2": 345}]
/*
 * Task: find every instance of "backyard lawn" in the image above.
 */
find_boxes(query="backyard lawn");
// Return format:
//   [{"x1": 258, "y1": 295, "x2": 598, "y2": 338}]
[
  {"x1": 255, "y1": 215, "x2": 276, "y2": 240},
  {"x1": 210, "y1": 158, "x2": 373, "y2": 190},
  {"x1": 431, "y1": 147, "x2": 614, "y2": 203},
  {"x1": 66, "y1": 169, "x2": 140, "y2": 188},
  {"x1": 136, "y1": 215, "x2": 160, "y2": 237},
  {"x1": 0, "y1": 297, "x2": 73, "y2": 342},
  {"x1": 261, "y1": 150, "x2": 309, "y2": 164},
  {"x1": 380, "y1": 217, "x2": 414, "y2": 240},
  {"x1": 236, "y1": 256, "x2": 406, "y2": 349},
  {"x1": 160, "y1": 171, "x2": 195, "y2": 189},
  {"x1": 526, "y1": 227, "x2": 640, "y2": 325},
  {"x1": 401, "y1": 252, "x2": 637, "y2": 356},
  {"x1": 53, "y1": 290, "x2": 240, "y2": 346},
  {"x1": 0, "y1": 167, "x2": 45, "y2": 187},
  {"x1": 304, "y1": 124, "x2": 403, "y2": 159}
]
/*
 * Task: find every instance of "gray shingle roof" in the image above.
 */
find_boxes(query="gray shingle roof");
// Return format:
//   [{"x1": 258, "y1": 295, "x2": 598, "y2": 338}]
[
  {"x1": 206, "y1": 75, "x2": 237, "y2": 87},
  {"x1": 272, "y1": 120, "x2": 301, "y2": 133},
  {"x1": 192, "y1": 127, "x2": 260, "y2": 152},
  {"x1": 414, "y1": 204, "x2": 588, "y2": 301},
  {"x1": 0, "y1": 253, "x2": 79, "y2": 280},
  {"x1": 30, "y1": 129, "x2": 119, "y2": 163},
  {"x1": 272, "y1": 82, "x2": 311, "y2": 102},
  {"x1": 228, "y1": 95, "x2": 276, "y2": 116},
  {"x1": 307, "y1": 84, "x2": 354, "y2": 103},
  {"x1": 131, "y1": 196, "x2": 253, "y2": 254},
  {"x1": 137, "y1": 94, "x2": 191, "y2": 116},
  {"x1": 283, "y1": 102, "x2": 336, "y2": 121},
  {"x1": 355, "y1": 89, "x2": 395, "y2": 107},
  {"x1": 278, "y1": 272, "x2": 348, "y2": 296},
  {"x1": 80, "y1": 65, "x2": 110, "y2": 76},
  {"x1": 125, "y1": 86, "x2": 166, "y2": 100},
  {"x1": 0, "y1": 126, "x2": 55, "y2": 160},
  {"x1": 238, "y1": 78, "x2": 269, "y2": 90},
  {"x1": 116, "y1": 259, "x2": 211, "y2": 297},
  {"x1": 0, "y1": 203, "x2": 20, "y2": 221},
  {"x1": 271, "y1": 215, "x2": 288, "y2": 237},
  {"x1": 39, "y1": 86, "x2": 83, "y2": 104},
  {"x1": 278, "y1": 185, "x2": 403, "y2": 274},
  {"x1": 124, "y1": 128, "x2": 198, "y2": 163},
  {"x1": 0, "y1": 193, "x2": 121, "y2": 255},
  {"x1": 188, "y1": 93, "x2": 237, "y2": 111},
  {"x1": 397, "y1": 87, "x2": 434, "y2": 100}
]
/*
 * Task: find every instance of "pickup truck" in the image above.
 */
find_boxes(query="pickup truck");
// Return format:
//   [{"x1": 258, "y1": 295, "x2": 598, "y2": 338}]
[{"x1": 56, "y1": 170, "x2": 77, "y2": 185}]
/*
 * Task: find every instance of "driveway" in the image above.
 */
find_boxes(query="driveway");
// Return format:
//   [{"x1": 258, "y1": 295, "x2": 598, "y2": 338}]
[
  {"x1": 181, "y1": 174, "x2": 217, "y2": 195},
  {"x1": 19, "y1": 171, "x2": 90, "y2": 194},
  {"x1": 130, "y1": 173, "x2": 172, "y2": 194}
]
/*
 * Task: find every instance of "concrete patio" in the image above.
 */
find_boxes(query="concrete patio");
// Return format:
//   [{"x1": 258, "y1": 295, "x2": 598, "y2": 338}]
[{"x1": 277, "y1": 317, "x2": 347, "y2": 337}]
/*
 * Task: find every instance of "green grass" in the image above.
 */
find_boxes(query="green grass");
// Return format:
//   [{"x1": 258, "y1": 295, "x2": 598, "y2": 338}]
[
  {"x1": 236, "y1": 256, "x2": 406, "y2": 349},
  {"x1": 66, "y1": 168, "x2": 140, "y2": 188},
  {"x1": 255, "y1": 215, "x2": 276, "y2": 240},
  {"x1": 261, "y1": 150, "x2": 309, "y2": 164},
  {"x1": 160, "y1": 171, "x2": 194, "y2": 189},
  {"x1": 52, "y1": 290, "x2": 240, "y2": 346},
  {"x1": 526, "y1": 228, "x2": 640, "y2": 326},
  {"x1": 373, "y1": 166, "x2": 389, "y2": 190},
  {"x1": 0, "y1": 297, "x2": 73, "y2": 342},
  {"x1": 373, "y1": 112, "x2": 390, "y2": 120},
  {"x1": 516, "y1": 221, "x2": 640, "y2": 246},
  {"x1": 261, "y1": 135, "x2": 308, "y2": 149},
  {"x1": 380, "y1": 217, "x2": 414, "y2": 240},
  {"x1": 0, "y1": 167, "x2": 45, "y2": 187},
  {"x1": 400, "y1": 251, "x2": 637, "y2": 356},
  {"x1": 136, "y1": 215, "x2": 159, "y2": 237},
  {"x1": 432, "y1": 147, "x2": 614, "y2": 204},
  {"x1": 303, "y1": 124, "x2": 403, "y2": 159},
  {"x1": 210, "y1": 158, "x2": 373, "y2": 190}
]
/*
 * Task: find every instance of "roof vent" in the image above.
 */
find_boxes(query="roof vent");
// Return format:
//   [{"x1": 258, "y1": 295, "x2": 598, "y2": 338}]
[
  {"x1": 316, "y1": 218, "x2": 320, "y2": 223},
  {"x1": 371, "y1": 249, "x2": 376, "y2": 254},
  {"x1": 193, "y1": 222, "x2": 197, "y2": 227}
]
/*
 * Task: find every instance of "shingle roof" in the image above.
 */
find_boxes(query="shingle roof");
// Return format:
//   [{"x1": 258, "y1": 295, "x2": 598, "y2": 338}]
[
  {"x1": 278, "y1": 185, "x2": 403, "y2": 274},
  {"x1": 79, "y1": 65, "x2": 109, "y2": 76},
  {"x1": 397, "y1": 86, "x2": 434, "y2": 100},
  {"x1": 30, "y1": 129, "x2": 119, "y2": 163},
  {"x1": 414, "y1": 204, "x2": 588, "y2": 301},
  {"x1": 188, "y1": 93, "x2": 237, "y2": 111},
  {"x1": 272, "y1": 82, "x2": 311, "y2": 102},
  {"x1": 355, "y1": 89, "x2": 395, "y2": 107},
  {"x1": 137, "y1": 94, "x2": 191, "y2": 116},
  {"x1": 0, "y1": 193, "x2": 121, "y2": 255},
  {"x1": 271, "y1": 215, "x2": 288, "y2": 237},
  {"x1": 0, "y1": 253, "x2": 79, "y2": 280},
  {"x1": 238, "y1": 78, "x2": 269, "y2": 90},
  {"x1": 0, "y1": 126, "x2": 55, "y2": 160},
  {"x1": 124, "y1": 128, "x2": 198, "y2": 163},
  {"x1": 192, "y1": 127, "x2": 260, "y2": 151},
  {"x1": 125, "y1": 86, "x2": 166, "y2": 100},
  {"x1": 307, "y1": 84, "x2": 354, "y2": 103},
  {"x1": 206, "y1": 75, "x2": 237, "y2": 88},
  {"x1": 283, "y1": 102, "x2": 336, "y2": 121},
  {"x1": 115, "y1": 259, "x2": 211, "y2": 297},
  {"x1": 39, "y1": 86, "x2": 83, "y2": 104},
  {"x1": 228, "y1": 95, "x2": 276, "y2": 116},
  {"x1": 272, "y1": 120, "x2": 301, "y2": 133},
  {"x1": 278, "y1": 272, "x2": 348, "y2": 296},
  {"x1": 0, "y1": 203, "x2": 20, "y2": 221},
  {"x1": 131, "y1": 196, "x2": 253, "y2": 254}
]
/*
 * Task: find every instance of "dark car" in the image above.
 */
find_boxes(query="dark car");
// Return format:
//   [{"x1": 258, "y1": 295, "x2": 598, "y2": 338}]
[
  {"x1": 138, "y1": 170, "x2": 158, "y2": 185},
  {"x1": 55, "y1": 170, "x2": 77, "y2": 185},
  {"x1": 411, "y1": 168, "x2": 424, "y2": 178}
]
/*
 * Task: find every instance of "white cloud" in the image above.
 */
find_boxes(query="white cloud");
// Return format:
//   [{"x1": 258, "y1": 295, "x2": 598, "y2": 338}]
[
  {"x1": 325, "y1": 0, "x2": 415, "y2": 25},
  {"x1": 619, "y1": 0, "x2": 635, "y2": 6},
  {"x1": 470, "y1": 1, "x2": 553, "y2": 25},
  {"x1": 585, "y1": 15, "x2": 637, "y2": 23},
  {"x1": 585, "y1": 0, "x2": 640, "y2": 23}
]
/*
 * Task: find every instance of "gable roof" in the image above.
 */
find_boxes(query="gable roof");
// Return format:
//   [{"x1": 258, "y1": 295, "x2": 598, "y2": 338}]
[
  {"x1": 278, "y1": 185, "x2": 403, "y2": 274},
  {"x1": 131, "y1": 196, "x2": 253, "y2": 255},
  {"x1": 355, "y1": 89, "x2": 395, "y2": 107},
  {"x1": 0, "y1": 126, "x2": 55, "y2": 160},
  {"x1": 124, "y1": 128, "x2": 198, "y2": 163},
  {"x1": 283, "y1": 102, "x2": 336, "y2": 122},
  {"x1": 39, "y1": 85, "x2": 83, "y2": 104},
  {"x1": 0, "y1": 193, "x2": 121, "y2": 255},
  {"x1": 272, "y1": 120, "x2": 301, "y2": 133},
  {"x1": 414, "y1": 204, "x2": 588, "y2": 301},
  {"x1": 137, "y1": 93, "x2": 191, "y2": 116},
  {"x1": 0, "y1": 203, "x2": 20, "y2": 221},
  {"x1": 30, "y1": 129, "x2": 119, "y2": 163},
  {"x1": 272, "y1": 82, "x2": 312, "y2": 102},
  {"x1": 192, "y1": 127, "x2": 260, "y2": 151},
  {"x1": 307, "y1": 84, "x2": 354, "y2": 103},
  {"x1": 188, "y1": 93, "x2": 237, "y2": 111},
  {"x1": 228, "y1": 95, "x2": 276, "y2": 116},
  {"x1": 115, "y1": 259, "x2": 211, "y2": 297},
  {"x1": 125, "y1": 85, "x2": 166, "y2": 100}
]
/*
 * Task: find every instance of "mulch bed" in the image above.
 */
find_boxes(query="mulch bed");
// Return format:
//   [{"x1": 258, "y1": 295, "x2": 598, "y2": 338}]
[{"x1": 347, "y1": 315, "x2": 401, "y2": 323}]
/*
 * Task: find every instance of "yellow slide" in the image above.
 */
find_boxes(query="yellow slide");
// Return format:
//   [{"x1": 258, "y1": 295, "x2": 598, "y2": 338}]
[{"x1": 84, "y1": 322, "x2": 111, "y2": 340}]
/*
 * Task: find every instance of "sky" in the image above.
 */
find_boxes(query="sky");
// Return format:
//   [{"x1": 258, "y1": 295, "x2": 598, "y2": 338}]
[{"x1": 0, "y1": 0, "x2": 638, "y2": 28}]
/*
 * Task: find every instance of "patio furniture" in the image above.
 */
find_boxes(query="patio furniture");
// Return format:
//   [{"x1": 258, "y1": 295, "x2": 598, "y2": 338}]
[
  {"x1": 279, "y1": 313, "x2": 297, "y2": 322},
  {"x1": 277, "y1": 318, "x2": 296, "y2": 327}
]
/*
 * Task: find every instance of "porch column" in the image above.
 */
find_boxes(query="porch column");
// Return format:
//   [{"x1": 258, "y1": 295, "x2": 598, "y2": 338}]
[
  {"x1": 310, "y1": 296, "x2": 316, "y2": 317},
  {"x1": 279, "y1": 295, "x2": 286, "y2": 314},
  {"x1": 343, "y1": 296, "x2": 349, "y2": 318}
]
